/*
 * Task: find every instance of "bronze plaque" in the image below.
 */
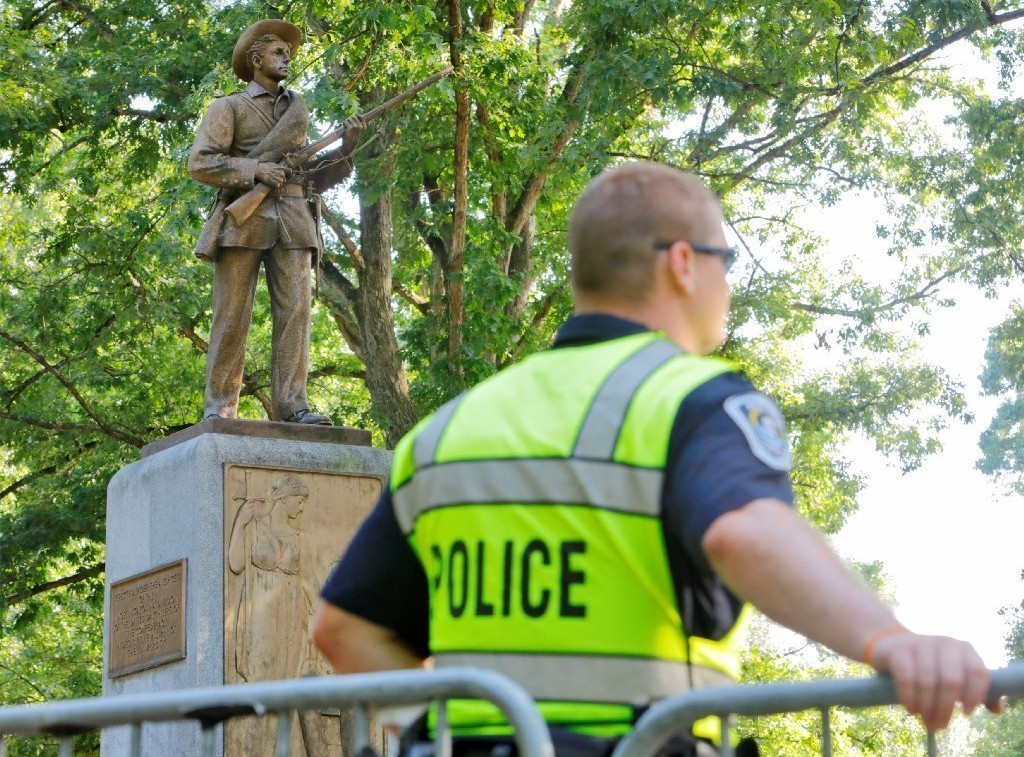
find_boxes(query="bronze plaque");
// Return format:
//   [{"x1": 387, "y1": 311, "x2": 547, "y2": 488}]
[{"x1": 108, "y1": 559, "x2": 187, "y2": 678}]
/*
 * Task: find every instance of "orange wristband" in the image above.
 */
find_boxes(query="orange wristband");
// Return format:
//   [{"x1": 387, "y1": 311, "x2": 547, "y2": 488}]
[{"x1": 862, "y1": 626, "x2": 908, "y2": 668}]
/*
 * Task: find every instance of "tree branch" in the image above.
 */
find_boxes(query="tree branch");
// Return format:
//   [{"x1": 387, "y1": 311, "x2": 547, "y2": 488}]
[
  {"x1": 308, "y1": 365, "x2": 365, "y2": 381},
  {"x1": 500, "y1": 287, "x2": 560, "y2": 368},
  {"x1": 29, "y1": 134, "x2": 91, "y2": 176},
  {"x1": 793, "y1": 265, "x2": 964, "y2": 319},
  {"x1": 3, "y1": 316, "x2": 114, "y2": 412},
  {"x1": 690, "y1": 9, "x2": 1024, "y2": 188},
  {"x1": 505, "y1": 64, "x2": 584, "y2": 239},
  {"x1": 114, "y1": 107, "x2": 193, "y2": 124},
  {"x1": 475, "y1": 100, "x2": 507, "y2": 226},
  {"x1": 176, "y1": 325, "x2": 273, "y2": 417},
  {"x1": 2, "y1": 364, "x2": 61, "y2": 411},
  {"x1": 512, "y1": 0, "x2": 536, "y2": 34},
  {"x1": 860, "y1": 9, "x2": 1024, "y2": 90},
  {"x1": 316, "y1": 258, "x2": 365, "y2": 360},
  {"x1": 0, "y1": 330, "x2": 145, "y2": 447},
  {"x1": 321, "y1": 205, "x2": 365, "y2": 271},
  {"x1": 4, "y1": 562, "x2": 105, "y2": 607},
  {"x1": 57, "y1": 0, "x2": 113, "y2": 40},
  {"x1": 394, "y1": 285, "x2": 430, "y2": 315},
  {"x1": 0, "y1": 411, "x2": 110, "y2": 435},
  {"x1": 412, "y1": 179, "x2": 451, "y2": 269},
  {"x1": 0, "y1": 465, "x2": 58, "y2": 502},
  {"x1": 0, "y1": 661, "x2": 48, "y2": 702},
  {"x1": 504, "y1": 214, "x2": 537, "y2": 319},
  {"x1": 19, "y1": 0, "x2": 61, "y2": 30},
  {"x1": 724, "y1": 106, "x2": 843, "y2": 192}
]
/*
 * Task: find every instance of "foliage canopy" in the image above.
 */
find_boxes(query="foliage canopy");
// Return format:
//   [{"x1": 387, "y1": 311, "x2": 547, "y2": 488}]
[{"x1": 2, "y1": 0, "x2": 1023, "y2": 750}]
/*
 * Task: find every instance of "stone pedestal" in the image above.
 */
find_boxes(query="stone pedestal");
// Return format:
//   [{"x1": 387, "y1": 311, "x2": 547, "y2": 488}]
[{"x1": 102, "y1": 419, "x2": 390, "y2": 756}]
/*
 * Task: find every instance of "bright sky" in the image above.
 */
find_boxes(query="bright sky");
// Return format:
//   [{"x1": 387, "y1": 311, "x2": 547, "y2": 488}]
[
  {"x1": 830, "y1": 285, "x2": 1023, "y2": 669},
  {"x1": 832, "y1": 316, "x2": 1022, "y2": 669},
  {"x1": 806, "y1": 39, "x2": 1024, "y2": 669},
  {"x1": 748, "y1": 180, "x2": 1022, "y2": 669}
]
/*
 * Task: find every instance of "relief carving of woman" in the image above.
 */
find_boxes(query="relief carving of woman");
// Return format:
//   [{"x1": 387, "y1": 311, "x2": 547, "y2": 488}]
[
  {"x1": 227, "y1": 473, "x2": 340, "y2": 755},
  {"x1": 228, "y1": 473, "x2": 313, "y2": 683}
]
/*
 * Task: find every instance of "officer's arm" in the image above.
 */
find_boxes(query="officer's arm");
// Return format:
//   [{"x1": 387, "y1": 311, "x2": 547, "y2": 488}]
[
  {"x1": 702, "y1": 498, "x2": 995, "y2": 730},
  {"x1": 312, "y1": 601, "x2": 427, "y2": 674}
]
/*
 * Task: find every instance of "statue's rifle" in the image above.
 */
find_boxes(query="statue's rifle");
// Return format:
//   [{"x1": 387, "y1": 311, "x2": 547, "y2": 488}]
[{"x1": 224, "y1": 66, "x2": 454, "y2": 225}]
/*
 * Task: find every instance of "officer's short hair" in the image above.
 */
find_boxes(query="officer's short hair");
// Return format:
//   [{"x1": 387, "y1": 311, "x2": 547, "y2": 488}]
[{"x1": 568, "y1": 163, "x2": 722, "y2": 303}]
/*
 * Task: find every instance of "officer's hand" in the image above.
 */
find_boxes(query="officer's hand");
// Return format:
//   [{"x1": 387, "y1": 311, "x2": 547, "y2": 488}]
[
  {"x1": 870, "y1": 631, "x2": 1001, "y2": 730},
  {"x1": 256, "y1": 162, "x2": 287, "y2": 188}
]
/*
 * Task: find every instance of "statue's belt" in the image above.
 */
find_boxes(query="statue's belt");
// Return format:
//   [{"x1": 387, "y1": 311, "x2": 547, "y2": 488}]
[
  {"x1": 270, "y1": 182, "x2": 307, "y2": 198},
  {"x1": 216, "y1": 181, "x2": 308, "y2": 204}
]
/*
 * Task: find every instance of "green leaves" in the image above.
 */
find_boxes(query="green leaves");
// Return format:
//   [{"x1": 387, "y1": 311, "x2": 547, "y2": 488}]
[
  {"x1": 1, "y1": 580, "x2": 103, "y2": 754},
  {"x1": 1, "y1": 3, "x2": 1023, "y2": 745},
  {"x1": 739, "y1": 613, "x2": 928, "y2": 755},
  {"x1": 977, "y1": 305, "x2": 1024, "y2": 493}
]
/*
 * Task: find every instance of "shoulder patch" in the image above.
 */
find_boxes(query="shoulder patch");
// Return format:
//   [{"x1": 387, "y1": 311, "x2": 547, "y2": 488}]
[{"x1": 722, "y1": 392, "x2": 792, "y2": 471}]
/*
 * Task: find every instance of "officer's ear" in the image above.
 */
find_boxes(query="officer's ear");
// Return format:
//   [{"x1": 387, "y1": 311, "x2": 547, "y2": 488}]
[{"x1": 662, "y1": 240, "x2": 697, "y2": 296}]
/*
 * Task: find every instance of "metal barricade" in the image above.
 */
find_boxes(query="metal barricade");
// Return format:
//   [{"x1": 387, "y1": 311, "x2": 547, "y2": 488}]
[
  {"x1": 613, "y1": 662, "x2": 1024, "y2": 757},
  {"x1": 0, "y1": 667, "x2": 554, "y2": 757},
  {"x1": 6, "y1": 663, "x2": 1024, "y2": 757}
]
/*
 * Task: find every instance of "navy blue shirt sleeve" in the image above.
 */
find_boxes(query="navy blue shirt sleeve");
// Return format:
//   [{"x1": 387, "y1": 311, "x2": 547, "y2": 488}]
[
  {"x1": 663, "y1": 372, "x2": 795, "y2": 573},
  {"x1": 320, "y1": 485, "x2": 431, "y2": 658}
]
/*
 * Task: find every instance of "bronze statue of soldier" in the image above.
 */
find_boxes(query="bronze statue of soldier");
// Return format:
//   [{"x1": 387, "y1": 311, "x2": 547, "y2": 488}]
[{"x1": 189, "y1": 19, "x2": 364, "y2": 426}]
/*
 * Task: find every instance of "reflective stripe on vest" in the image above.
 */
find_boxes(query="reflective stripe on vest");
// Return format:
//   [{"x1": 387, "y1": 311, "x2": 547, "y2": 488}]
[
  {"x1": 393, "y1": 332, "x2": 743, "y2": 718},
  {"x1": 572, "y1": 339, "x2": 684, "y2": 459},
  {"x1": 394, "y1": 458, "x2": 663, "y2": 533}
]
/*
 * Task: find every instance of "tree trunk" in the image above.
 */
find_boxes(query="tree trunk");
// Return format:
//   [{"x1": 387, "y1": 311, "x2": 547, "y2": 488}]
[
  {"x1": 447, "y1": 0, "x2": 470, "y2": 381},
  {"x1": 356, "y1": 138, "x2": 419, "y2": 447}
]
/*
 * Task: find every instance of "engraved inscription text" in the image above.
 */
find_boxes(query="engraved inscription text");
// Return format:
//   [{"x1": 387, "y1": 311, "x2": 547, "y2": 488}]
[{"x1": 109, "y1": 560, "x2": 186, "y2": 678}]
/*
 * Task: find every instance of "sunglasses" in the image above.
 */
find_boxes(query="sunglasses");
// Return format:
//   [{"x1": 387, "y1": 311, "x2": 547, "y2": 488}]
[{"x1": 653, "y1": 241, "x2": 738, "y2": 273}]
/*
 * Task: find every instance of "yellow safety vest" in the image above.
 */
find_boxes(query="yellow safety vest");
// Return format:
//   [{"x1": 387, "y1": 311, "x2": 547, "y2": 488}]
[{"x1": 392, "y1": 332, "x2": 750, "y2": 741}]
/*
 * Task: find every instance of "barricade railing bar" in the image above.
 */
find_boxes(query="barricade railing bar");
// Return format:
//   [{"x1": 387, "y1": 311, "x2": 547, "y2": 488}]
[
  {"x1": 0, "y1": 667, "x2": 555, "y2": 757},
  {"x1": 612, "y1": 662, "x2": 1024, "y2": 757},
  {"x1": 5, "y1": 664, "x2": 1024, "y2": 757}
]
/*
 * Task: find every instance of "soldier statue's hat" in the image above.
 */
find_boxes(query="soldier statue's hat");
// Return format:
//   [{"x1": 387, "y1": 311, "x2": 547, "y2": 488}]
[{"x1": 232, "y1": 19, "x2": 302, "y2": 82}]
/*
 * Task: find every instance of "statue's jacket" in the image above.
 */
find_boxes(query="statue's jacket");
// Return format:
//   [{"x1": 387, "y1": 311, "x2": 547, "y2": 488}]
[{"x1": 189, "y1": 81, "x2": 318, "y2": 261}]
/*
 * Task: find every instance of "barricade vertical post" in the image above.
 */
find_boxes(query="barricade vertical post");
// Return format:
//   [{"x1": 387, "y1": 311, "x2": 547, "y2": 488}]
[
  {"x1": 342, "y1": 704, "x2": 350, "y2": 753},
  {"x1": 202, "y1": 723, "x2": 218, "y2": 757},
  {"x1": 436, "y1": 698, "x2": 452, "y2": 757},
  {"x1": 820, "y1": 708, "x2": 832, "y2": 757},
  {"x1": 277, "y1": 710, "x2": 292, "y2": 756},
  {"x1": 926, "y1": 729, "x2": 937, "y2": 757},
  {"x1": 58, "y1": 735, "x2": 73, "y2": 757},
  {"x1": 354, "y1": 704, "x2": 370, "y2": 751},
  {"x1": 129, "y1": 722, "x2": 142, "y2": 757},
  {"x1": 719, "y1": 714, "x2": 734, "y2": 757}
]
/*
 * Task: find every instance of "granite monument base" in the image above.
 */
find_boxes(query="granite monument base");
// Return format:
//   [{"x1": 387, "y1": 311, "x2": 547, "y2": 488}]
[{"x1": 102, "y1": 419, "x2": 390, "y2": 756}]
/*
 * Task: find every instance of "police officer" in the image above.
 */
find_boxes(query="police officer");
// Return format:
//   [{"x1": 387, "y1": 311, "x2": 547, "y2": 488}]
[{"x1": 312, "y1": 163, "x2": 998, "y2": 754}]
